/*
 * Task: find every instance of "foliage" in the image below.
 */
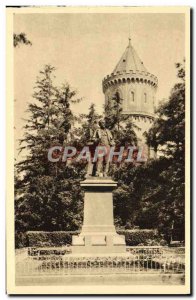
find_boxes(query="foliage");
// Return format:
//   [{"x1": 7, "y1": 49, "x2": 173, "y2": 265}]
[
  {"x1": 104, "y1": 91, "x2": 137, "y2": 146},
  {"x1": 15, "y1": 231, "x2": 28, "y2": 249},
  {"x1": 14, "y1": 33, "x2": 32, "y2": 47},
  {"x1": 146, "y1": 61, "x2": 185, "y2": 159},
  {"x1": 15, "y1": 65, "x2": 85, "y2": 240},
  {"x1": 78, "y1": 103, "x2": 102, "y2": 147},
  {"x1": 145, "y1": 61, "x2": 185, "y2": 241},
  {"x1": 26, "y1": 231, "x2": 80, "y2": 247},
  {"x1": 111, "y1": 61, "x2": 185, "y2": 242},
  {"x1": 117, "y1": 229, "x2": 162, "y2": 246}
]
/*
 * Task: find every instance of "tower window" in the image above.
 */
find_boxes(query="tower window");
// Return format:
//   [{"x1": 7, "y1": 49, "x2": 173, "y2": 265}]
[
  {"x1": 144, "y1": 92, "x2": 147, "y2": 103},
  {"x1": 131, "y1": 91, "x2": 134, "y2": 102}
]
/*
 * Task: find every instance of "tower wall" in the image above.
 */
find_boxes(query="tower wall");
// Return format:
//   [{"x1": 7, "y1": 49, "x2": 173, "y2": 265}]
[
  {"x1": 104, "y1": 78, "x2": 156, "y2": 116},
  {"x1": 103, "y1": 71, "x2": 158, "y2": 146}
]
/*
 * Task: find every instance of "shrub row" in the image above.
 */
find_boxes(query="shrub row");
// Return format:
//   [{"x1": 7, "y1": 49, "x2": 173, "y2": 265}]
[
  {"x1": 117, "y1": 229, "x2": 166, "y2": 246},
  {"x1": 15, "y1": 229, "x2": 166, "y2": 248},
  {"x1": 26, "y1": 231, "x2": 80, "y2": 247}
]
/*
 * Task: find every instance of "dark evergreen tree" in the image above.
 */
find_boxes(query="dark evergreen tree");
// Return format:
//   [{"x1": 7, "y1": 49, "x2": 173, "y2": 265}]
[{"x1": 15, "y1": 65, "x2": 85, "y2": 245}]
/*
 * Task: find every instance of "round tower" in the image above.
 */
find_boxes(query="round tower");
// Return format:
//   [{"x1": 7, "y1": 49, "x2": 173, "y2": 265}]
[{"x1": 102, "y1": 38, "x2": 158, "y2": 148}]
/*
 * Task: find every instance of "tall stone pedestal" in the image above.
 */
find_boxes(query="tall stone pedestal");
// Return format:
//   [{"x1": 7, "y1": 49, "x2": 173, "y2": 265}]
[{"x1": 72, "y1": 178, "x2": 126, "y2": 254}]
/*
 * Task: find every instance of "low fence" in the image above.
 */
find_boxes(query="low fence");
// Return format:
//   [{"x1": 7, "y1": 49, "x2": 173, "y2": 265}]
[{"x1": 16, "y1": 246, "x2": 185, "y2": 276}]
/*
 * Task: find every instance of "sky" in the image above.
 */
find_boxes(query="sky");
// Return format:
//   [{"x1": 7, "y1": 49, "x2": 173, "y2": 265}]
[{"x1": 14, "y1": 12, "x2": 185, "y2": 160}]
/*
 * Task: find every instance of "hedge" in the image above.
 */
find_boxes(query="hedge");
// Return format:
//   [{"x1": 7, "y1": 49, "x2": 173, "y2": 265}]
[
  {"x1": 15, "y1": 231, "x2": 28, "y2": 249},
  {"x1": 26, "y1": 231, "x2": 80, "y2": 247},
  {"x1": 117, "y1": 229, "x2": 160, "y2": 246},
  {"x1": 15, "y1": 229, "x2": 164, "y2": 248}
]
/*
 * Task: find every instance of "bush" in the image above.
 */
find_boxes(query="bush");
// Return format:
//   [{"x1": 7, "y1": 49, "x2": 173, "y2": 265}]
[
  {"x1": 26, "y1": 231, "x2": 80, "y2": 247},
  {"x1": 117, "y1": 229, "x2": 162, "y2": 246},
  {"x1": 16, "y1": 229, "x2": 166, "y2": 248},
  {"x1": 15, "y1": 231, "x2": 28, "y2": 249}
]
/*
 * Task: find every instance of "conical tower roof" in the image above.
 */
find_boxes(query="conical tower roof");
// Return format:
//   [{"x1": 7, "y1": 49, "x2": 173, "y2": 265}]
[{"x1": 113, "y1": 39, "x2": 147, "y2": 73}]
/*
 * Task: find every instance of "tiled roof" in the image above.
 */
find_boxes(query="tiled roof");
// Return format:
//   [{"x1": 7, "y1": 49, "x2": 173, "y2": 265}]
[{"x1": 113, "y1": 39, "x2": 147, "y2": 73}]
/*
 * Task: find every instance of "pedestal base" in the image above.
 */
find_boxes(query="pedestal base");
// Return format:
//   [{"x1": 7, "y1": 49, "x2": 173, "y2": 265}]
[
  {"x1": 72, "y1": 232, "x2": 126, "y2": 254},
  {"x1": 72, "y1": 178, "x2": 126, "y2": 254}
]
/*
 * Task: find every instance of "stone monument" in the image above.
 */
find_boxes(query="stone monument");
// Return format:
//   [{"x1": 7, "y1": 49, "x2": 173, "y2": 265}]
[{"x1": 72, "y1": 121, "x2": 126, "y2": 254}]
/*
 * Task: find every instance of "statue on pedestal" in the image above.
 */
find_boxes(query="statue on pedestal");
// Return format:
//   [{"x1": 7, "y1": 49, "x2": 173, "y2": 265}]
[{"x1": 72, "y1": 120, "x2": 126, "y2": 254}]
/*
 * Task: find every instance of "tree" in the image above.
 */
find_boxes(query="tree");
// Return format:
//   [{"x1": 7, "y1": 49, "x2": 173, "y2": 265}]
[
  {"x1": 111, "y1": 61, "x2": 185, "y2": 242},
  {"x1": 78, "y1": 103, "x2": 101, "y2": 146},
  {"x1": 147, "y1": 61, "x2": 185, "y2": 159},
  {"x1": 104, "y1": 91, "x2": 123, "y2": 131},
  {"x1": 105, "y1": 91, "x2": 137, "y2": 146},
  {"x1": 103, "y1": 92, "x2": 138, "y2": 227},
  {"x1": 14, "y1": 33, "x2": 32, "y2": 47},
  {"x1": 145, "y1": 61, "x2": 185, "y2": 241},
  {"x1": 15, "y1": 65, "x2": 85, "y2": 241}
]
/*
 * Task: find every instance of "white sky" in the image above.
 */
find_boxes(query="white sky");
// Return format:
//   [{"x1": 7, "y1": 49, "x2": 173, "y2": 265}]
[{"x1": 14, "y1": 12, "x2": 185, "y2": 160}]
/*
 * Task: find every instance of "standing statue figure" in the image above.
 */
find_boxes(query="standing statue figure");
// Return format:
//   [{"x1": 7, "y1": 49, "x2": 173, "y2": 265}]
[
  {"x1": 93, "y1": 120, "x2": 115, "y2": 177},
  {"x1": 86, "y1": 120, "x2": 99, "y2": 177}
]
